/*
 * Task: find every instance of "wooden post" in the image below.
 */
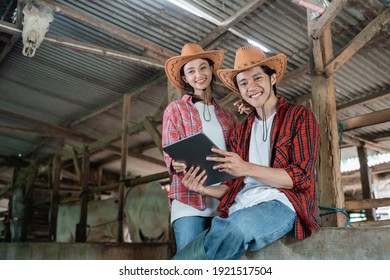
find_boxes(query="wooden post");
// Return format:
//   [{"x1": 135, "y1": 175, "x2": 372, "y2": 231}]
[
  {"x1": 117, "y1": 94, "x2": 131, "y2": 242},
  {"x1": 49, "y1": 139, "x2": 63, "y2": 241},
  {"x1": 308, "y1": 11, "x2": 346, "y2": 227},
  {"x1": 167, "y1": 80, "x2": 182, "y2": 104},
  {"x1": 357, "y1": 146, "x2": 374, "y2": 220},
  {"x1": 75, "y1": 145, "x2": 89, "y2": 242}
]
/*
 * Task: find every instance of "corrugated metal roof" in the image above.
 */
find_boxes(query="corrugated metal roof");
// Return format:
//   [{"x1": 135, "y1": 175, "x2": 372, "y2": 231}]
[{"x1": 0, "y1": 0, "x2": 389, "y2": 183}]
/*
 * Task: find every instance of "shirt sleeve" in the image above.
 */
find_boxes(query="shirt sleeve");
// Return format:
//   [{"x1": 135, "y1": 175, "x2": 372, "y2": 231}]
[
  {"x1": 283, "y1": 108, "x2": 320, "y2": 192},
  {"x1": 162, "y1": 103, "x2": 181, "y2": 175}
]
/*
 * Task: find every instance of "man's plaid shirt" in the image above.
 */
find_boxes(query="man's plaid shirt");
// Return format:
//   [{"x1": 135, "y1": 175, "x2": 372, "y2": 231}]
[{"x1": 218, "y1": 97, "x2": 320, "y2": 239}]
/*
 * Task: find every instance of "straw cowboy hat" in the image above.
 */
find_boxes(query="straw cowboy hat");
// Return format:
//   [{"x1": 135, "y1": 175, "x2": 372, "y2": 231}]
[
  {"x1": 165, "y1": 43, "x2": 224, "y2": 90},
  {"x1": 217, "y1": 46, "x2": 287, "y2": 94}
]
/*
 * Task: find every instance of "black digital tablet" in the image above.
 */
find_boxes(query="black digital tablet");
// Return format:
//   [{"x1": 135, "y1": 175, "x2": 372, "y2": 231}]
[{"x1": 162, "y1": 132, "x2": 237, "y2": 185}]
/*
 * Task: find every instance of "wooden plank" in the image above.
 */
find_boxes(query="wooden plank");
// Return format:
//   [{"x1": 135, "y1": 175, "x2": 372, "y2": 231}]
[
  {"x1": 342, "y1": 108, "x2": 390, "y2": 131},
  {"x1": 45, "y1": 0, "x2": 176, "y2": 62},
  {"x1": 351, "y1": 219, "x2": 390, "y2": 227},
  {"x1": 310, "y1": 0, "x2": 349, "y2": 39},
  {"x1": 336, "y1": 87, "x2": 390, "y2": 112},
  {"x1": 117, "y1": 94, "x2": 131, "y2": 242},
  {"x1": 345, "y1": 197, "x2": 390, "y2": 211},
  {"x1": 75, "y1": 146, "x2": 89, "y2": 242},
  {"x1": 198, "y1": 0, "x2": 266, "y2": 47},
  {"x1": 309, "y1": 14, "x2": 345, "y2": 227},
  {"x1": 342, "y1": 132, "x2": 390, "y2": 154},
  {"x1": 324, "y1": 8, "x2": 390, "y2": 76},
  {"x1": 357, "y1": 147, "x2": 374, "y2": 220},
  {"x1": 143, "y1": 117, "x2": 162, "y2": 155},
  {"x1": 49, "y1": 139, "x2": 63, "y2": 241}
]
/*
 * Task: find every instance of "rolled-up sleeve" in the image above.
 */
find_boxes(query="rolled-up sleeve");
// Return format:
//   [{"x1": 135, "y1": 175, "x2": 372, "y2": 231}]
[{"x1": 282, "y1": 109, "x2": 319, "y2": 192}]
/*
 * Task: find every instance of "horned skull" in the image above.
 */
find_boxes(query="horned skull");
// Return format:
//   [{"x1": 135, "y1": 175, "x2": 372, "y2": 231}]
[{"x1": 22, "y1": 0, "x2": 54, "y2": 57}]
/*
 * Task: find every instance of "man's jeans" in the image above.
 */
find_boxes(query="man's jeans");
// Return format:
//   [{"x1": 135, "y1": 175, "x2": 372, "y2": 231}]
[
  {"x1": 204, "y1": 200, "x2": 296, "y2": 260},
  {"x1": 173, "y1": 216, "x2": 212, "y2": 252}
]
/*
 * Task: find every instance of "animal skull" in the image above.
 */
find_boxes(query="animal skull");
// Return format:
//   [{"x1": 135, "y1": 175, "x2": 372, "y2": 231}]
[{"x1": 22, "y1": 0, "x2": 54, "y2": 57}]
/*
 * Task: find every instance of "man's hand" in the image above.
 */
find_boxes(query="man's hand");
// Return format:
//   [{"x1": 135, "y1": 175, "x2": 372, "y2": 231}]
[{"x1": 207, "y1": 148, "x2": 248, "y2": 177}]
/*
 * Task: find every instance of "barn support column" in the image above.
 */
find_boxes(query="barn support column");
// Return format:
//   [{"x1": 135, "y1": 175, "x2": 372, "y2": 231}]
[
  {"x1": 307, "y1": 11, "x2": 345, "y2": 227},
  {"x1": 357, "y1": 146, "x2": 374, "y2": 220},
  {"x1": 117, "y1": 93, "x2": 131, "y2": 242},
  {"x1": 75, "y1": 145, "x2": 90, "y2": 242},
  {"x1": 49, "y1": 138, "x2": 63, "y2": 241},
  {"x1": 167, "y1": 79, "x2": 182, "y2": 103}
]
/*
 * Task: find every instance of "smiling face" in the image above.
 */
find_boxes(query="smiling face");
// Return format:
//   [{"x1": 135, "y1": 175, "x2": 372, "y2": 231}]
[
  {"x1": 182, "y1": 58, "x2": 214, "y2": 96},
  {"x1": 236, "y1": 65, "x2": 278, "y2": 112}
]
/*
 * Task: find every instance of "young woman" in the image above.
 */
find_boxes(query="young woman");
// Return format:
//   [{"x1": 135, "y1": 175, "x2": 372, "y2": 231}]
[{"x1": 162, "y1": 43, "x2": 241, "y2": 252}]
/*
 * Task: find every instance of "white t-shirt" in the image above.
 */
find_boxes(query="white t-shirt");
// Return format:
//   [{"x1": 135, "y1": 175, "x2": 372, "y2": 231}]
[
  {"x1": 170, "y1": 103, "x2": 225, "y2": 223},
  {"x1": 229, "y1": 113, "x2": 295, "y2": 214}
]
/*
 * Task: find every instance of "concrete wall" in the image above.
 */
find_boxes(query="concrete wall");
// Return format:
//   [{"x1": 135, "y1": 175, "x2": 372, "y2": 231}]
[
  {"x1": 245, "y1": 227, "x2": 390, "y2": 260},
  {"x1": 1, "y1": 227, "x2": 390, "y2": 260}
]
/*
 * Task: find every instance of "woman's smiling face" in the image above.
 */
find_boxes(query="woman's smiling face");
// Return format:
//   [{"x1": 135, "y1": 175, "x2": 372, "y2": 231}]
[{"x1": 182, "y1": 58, "x2": 213, "y2": 94}]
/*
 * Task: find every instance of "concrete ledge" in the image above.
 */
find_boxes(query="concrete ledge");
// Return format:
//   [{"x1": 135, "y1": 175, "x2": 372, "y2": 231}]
[
  {"x1": 245, "y1": 227, "x2": 390, "y2": 259},
  {"x1": 0, "y1": 242, "x2": 173, "y2": 260},
  {"x1": 1, "y1": 227, "x2": 390, "y2": 260}
]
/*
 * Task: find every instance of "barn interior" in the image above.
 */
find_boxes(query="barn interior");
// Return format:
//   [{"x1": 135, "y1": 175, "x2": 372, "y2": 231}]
[{"x1": 0, "y1": 0, "x2": 390, "y2": 260}]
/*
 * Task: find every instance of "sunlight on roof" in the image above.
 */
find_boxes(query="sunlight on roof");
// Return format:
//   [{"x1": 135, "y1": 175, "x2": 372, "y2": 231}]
[
  {"x1": 167, "y1": 0, "x2": 270, "y2": 53},
  {"x1": 341, "y1": 153, "x2": 390, "y2": 173}
]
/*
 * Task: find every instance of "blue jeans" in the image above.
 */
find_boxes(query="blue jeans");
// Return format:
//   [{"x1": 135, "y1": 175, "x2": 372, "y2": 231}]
[
  {"x1": 204, "y1": 200, "x2": 296, "y2": 260},
  {"x1": 173, "y1": 216, "x2": 212, "y2": 252}
]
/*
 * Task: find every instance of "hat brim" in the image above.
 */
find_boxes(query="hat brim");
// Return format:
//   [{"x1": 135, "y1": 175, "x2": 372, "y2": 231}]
[
  {"x1": 217, "y1": 54, "x2": 287, "y2": 94},
  {"x1": 165, "y1": 50, "x2": 224, "y2": 90}
]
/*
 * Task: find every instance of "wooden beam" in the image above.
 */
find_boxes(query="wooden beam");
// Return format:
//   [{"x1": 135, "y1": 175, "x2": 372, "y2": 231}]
[
  {"x1": 44, "y1": 35, "x2": 164, "y2": 69},
  {"x1": 0, "y1": 125, "x2": 65, "y2": 138},
  {"x1": 342, "y1": 132, "x2": 390, "y2": 154},
  {"x1": 345, "y1": 197, "x2": 390, "y2": 211},
  {"x1": 143, "y1": 117, "x2": 162, "y2": 155},
  {"x1": 49, "y1": 139, "x2": 63, "y2": 241},
  {"x1": 357, "y1": 146, "x2": 374, "y2": 220},
  {"x1": 350, "y1": 219, "x2": 390, "y2": 227},
  {"x1": 0, "y1": 108, "x2": 92, "y2": 142},
  {"x1": 75, "y1": 145, "x2": 89, "y2": 242},
  {"x1": 45, "y1": 0, "x2": 176, "y2": 63},
  {"x1": 309, "y1": 11, "x2": 345, "y2": 227},
  {"x1": 198, "y1": 0, "x2": 266, "y2": 47},
  {"x1": 342, "y1": 108, "x2": 390, "y2": 131},
  {"x1": 336, "y1": 87, "x2": 390, "y2": 112},
  {"x1": 70, "y1": 74, "x2": 166, "y2": 127},
  {"x1": 324, "y1": 8, "x2": 390, "y2": 77},
  {"x1": 117, "y1": 94, "x2": 131, "y2": 243},
  {"x1": 310, "y1": 0, "x2": 349, "y2": 40},
  {"x1": 0, "y1": 21, "x2": 164, "y2": 69}
]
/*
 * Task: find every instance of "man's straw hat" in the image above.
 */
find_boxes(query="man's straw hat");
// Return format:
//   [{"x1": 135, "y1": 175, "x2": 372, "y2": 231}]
[
  {"x1": 217, "y1": 46, "x2": 287, "y2": 94},
  {"x1": 165, "y1": 43, "x2": 224, "y2": 90}
]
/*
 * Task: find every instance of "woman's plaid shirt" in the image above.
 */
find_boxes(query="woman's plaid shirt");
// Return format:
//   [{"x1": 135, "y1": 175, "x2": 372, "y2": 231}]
[
  {"x1": 218, "y1": 97, "x2": 320, "y2": 239},
  {"x1": 162, "y1": 94, "x2": 238, "y2": 210}
]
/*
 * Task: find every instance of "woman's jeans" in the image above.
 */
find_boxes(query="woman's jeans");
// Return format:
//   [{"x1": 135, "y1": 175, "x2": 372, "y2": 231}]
[
  {"x1": 203, "y1": 200, "x2": 296, "y2": 260},
  {"x1": 173, "y1": 216, "x2": 212, "y2": 252}
]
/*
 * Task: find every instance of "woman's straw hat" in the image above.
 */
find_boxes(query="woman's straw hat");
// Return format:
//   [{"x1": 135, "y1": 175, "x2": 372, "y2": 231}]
[
  {"x1": 165, "y1": 43, "x2": 224, "y2": 90},
  {"x1": 217, "y1": 46, "x2": 287, "y2": 94}
]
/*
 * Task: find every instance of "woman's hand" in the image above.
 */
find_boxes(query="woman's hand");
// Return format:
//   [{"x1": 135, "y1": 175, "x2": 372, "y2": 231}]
[
  {"x1": 182, "y1": 166, "x2": 207, "y2": 195},
  {"x1": 234, "y1": 99, "x2": 253, "y2": 115},
  {"x1": 207, "y1": 148, "x2": 248, "y2": 177},
  {"x1": 172, "y1": 160, "x2": 187, "y2": 174}
]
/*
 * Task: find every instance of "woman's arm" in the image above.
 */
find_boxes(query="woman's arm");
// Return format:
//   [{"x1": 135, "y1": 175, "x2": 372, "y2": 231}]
[{"x1": 182, "y1": 166, "x2": 229, "y2": 199}]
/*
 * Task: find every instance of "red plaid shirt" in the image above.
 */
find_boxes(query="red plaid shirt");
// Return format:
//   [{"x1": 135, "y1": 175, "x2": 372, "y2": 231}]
[
  {"x1": 218, "y1": 97, "x2": 320, "y2": 239},
  {"x1": 162, "y1": 94, "x2": 238, "y2": 210}
]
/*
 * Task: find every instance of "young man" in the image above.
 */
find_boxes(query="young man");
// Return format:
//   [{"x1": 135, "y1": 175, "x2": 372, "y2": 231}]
[{"x1": 173, "y1": 46, "x2": 320, "y2": 260}]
